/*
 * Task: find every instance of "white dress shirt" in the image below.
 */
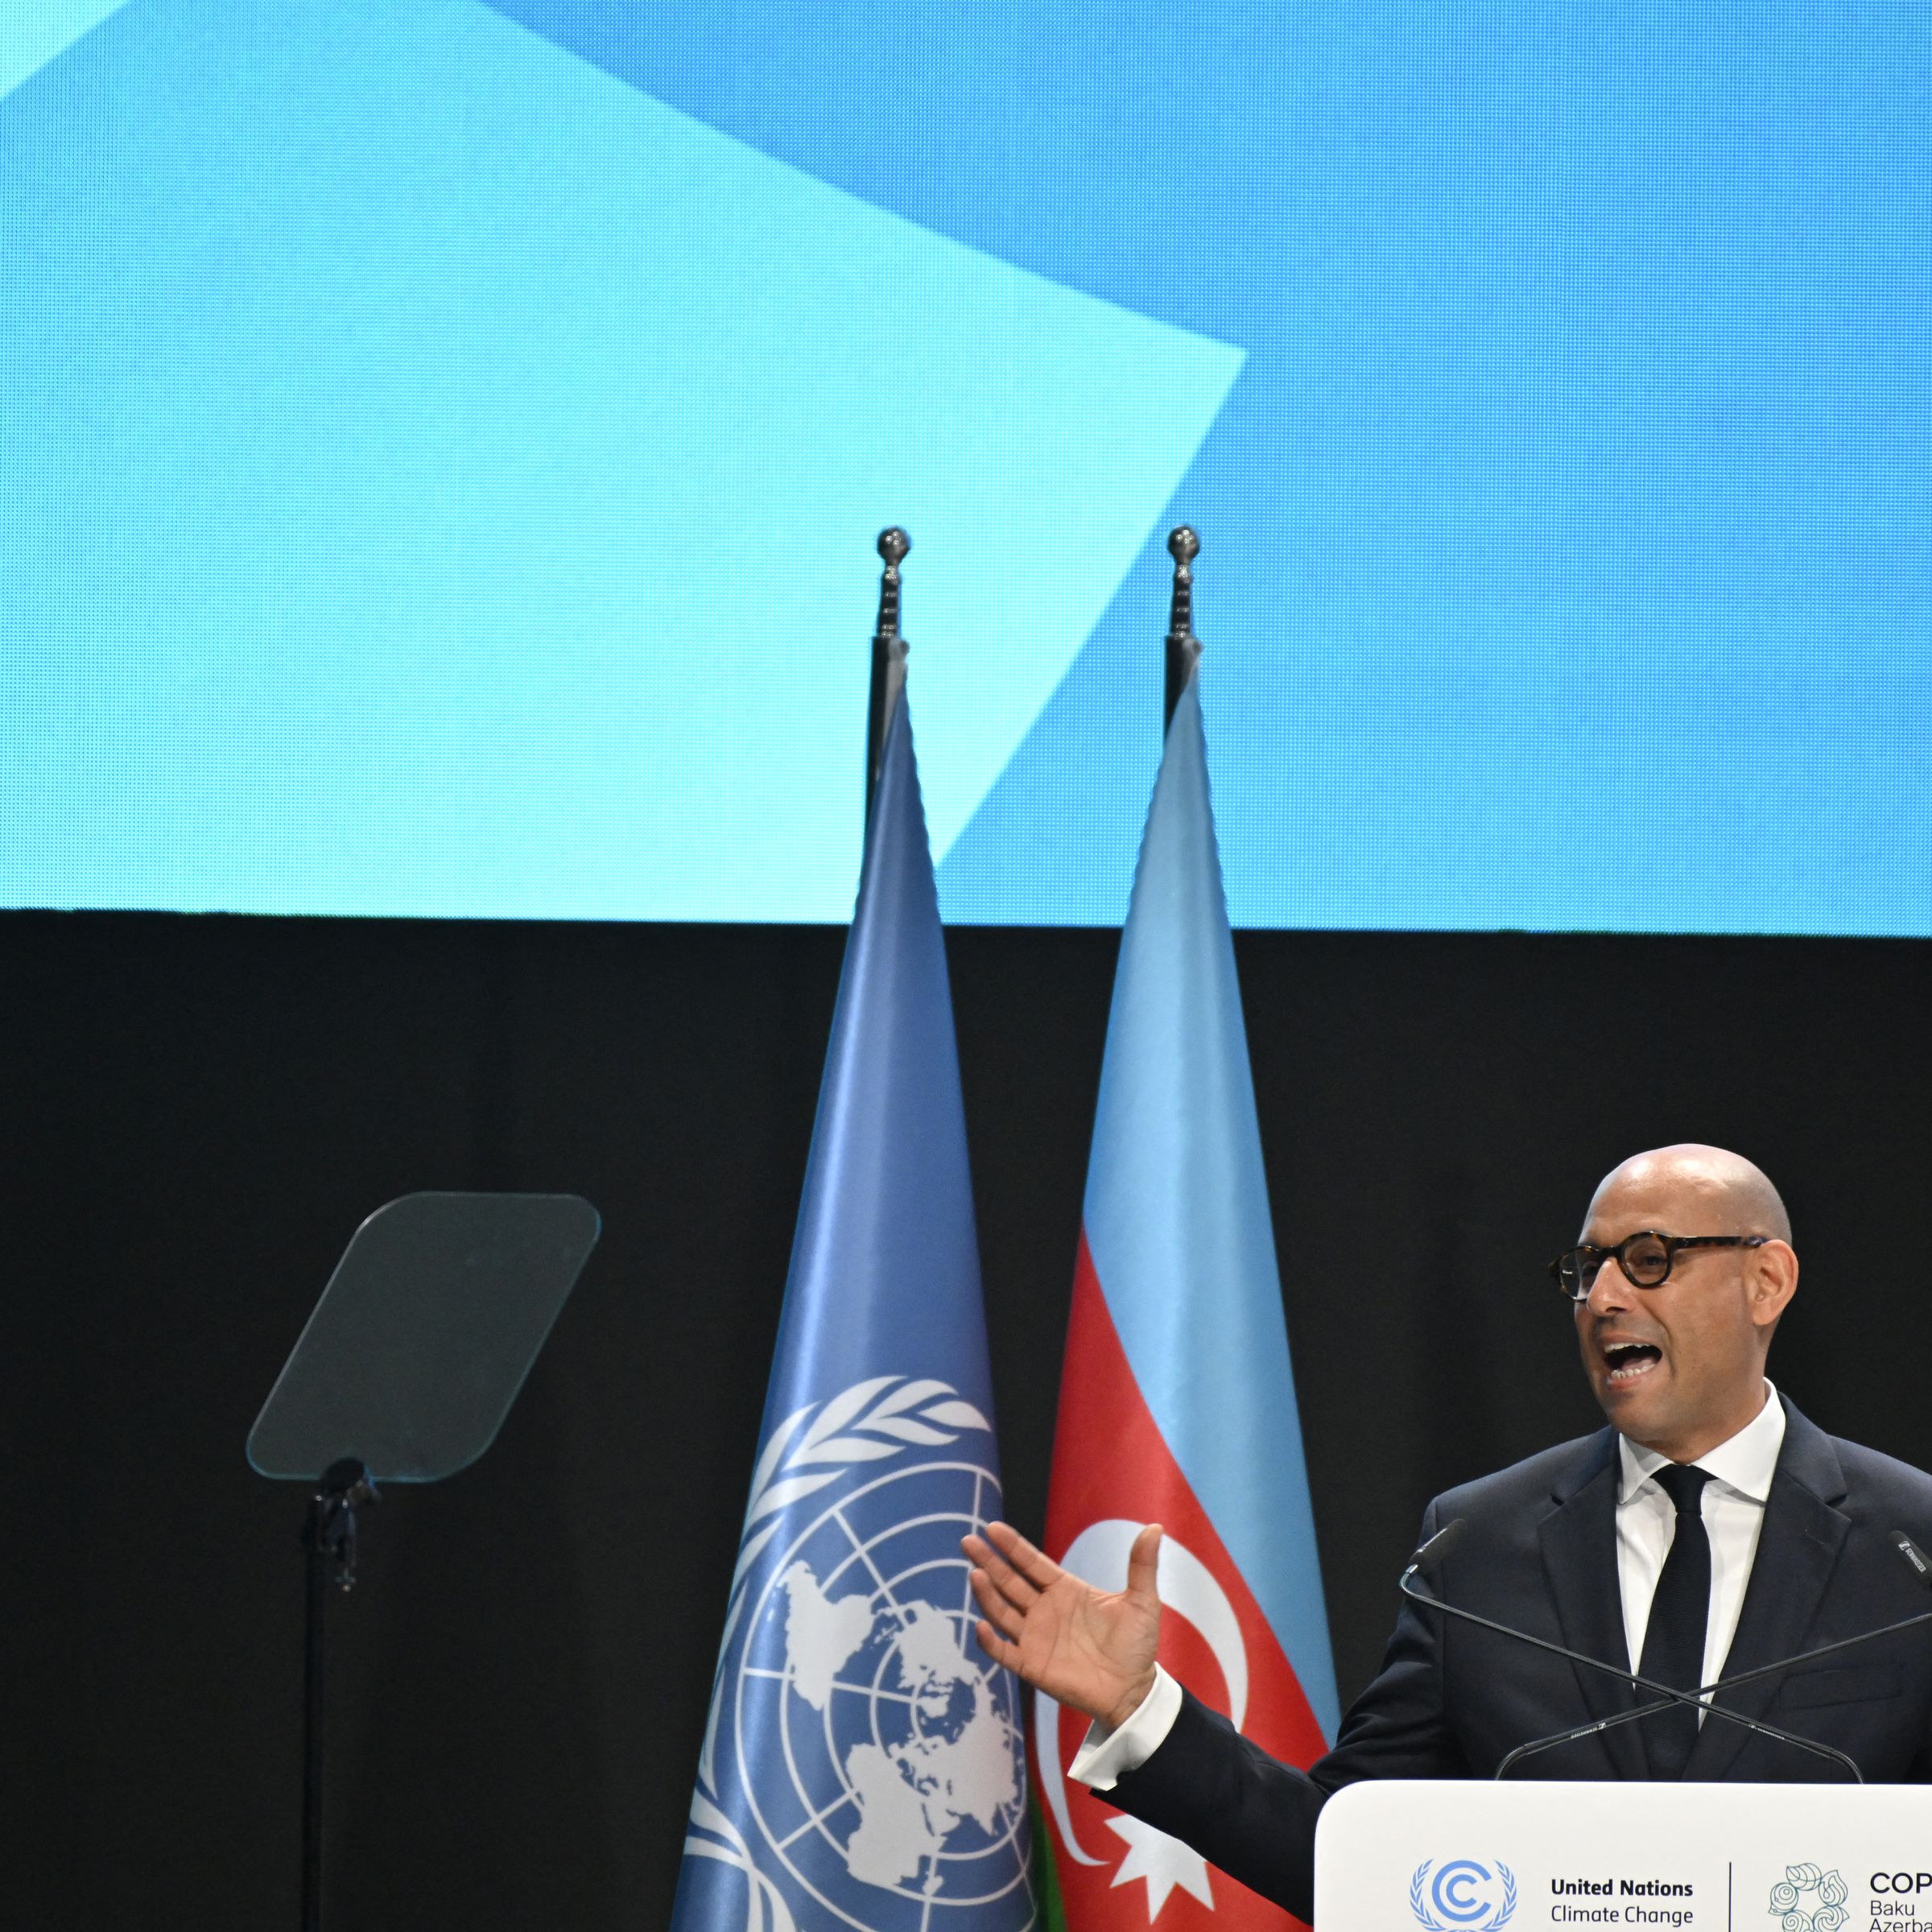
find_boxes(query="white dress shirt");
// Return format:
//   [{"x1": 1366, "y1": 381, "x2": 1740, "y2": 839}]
[
  {"x1": 1616, "y1": 1378, "x2": 1784, "y2": 1692},
  {"x1": 1074, "y1": 1381, "x2": 1785, "y2": 1789}
]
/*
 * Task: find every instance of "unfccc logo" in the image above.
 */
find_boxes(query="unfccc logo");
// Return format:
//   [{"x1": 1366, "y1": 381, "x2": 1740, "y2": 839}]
[{"x1": 1410, "y1": 1859, "x2": 1520, "y2": 1932}]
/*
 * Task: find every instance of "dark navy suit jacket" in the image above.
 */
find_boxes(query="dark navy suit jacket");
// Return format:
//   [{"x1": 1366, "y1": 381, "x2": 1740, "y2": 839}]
[{"x1": 1108, "y1": 1397, "x2": 1932, "y2": 1920}]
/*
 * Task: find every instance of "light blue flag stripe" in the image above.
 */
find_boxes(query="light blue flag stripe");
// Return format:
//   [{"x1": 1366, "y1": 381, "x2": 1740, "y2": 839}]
[{"x1": 1080, "y1": 673, "x2": 1341, "y2": 1742}]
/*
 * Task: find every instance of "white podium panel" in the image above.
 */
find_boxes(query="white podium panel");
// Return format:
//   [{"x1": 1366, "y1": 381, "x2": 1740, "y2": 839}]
[{"x1": 1316, "y1": 1782, "x2": 1932, "y2": 1932}]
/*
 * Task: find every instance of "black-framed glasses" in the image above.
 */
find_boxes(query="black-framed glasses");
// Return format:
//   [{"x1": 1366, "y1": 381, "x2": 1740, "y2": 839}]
[{"x1": 1547, "y1": 1231, "x2": 1769, "y2": 1302}]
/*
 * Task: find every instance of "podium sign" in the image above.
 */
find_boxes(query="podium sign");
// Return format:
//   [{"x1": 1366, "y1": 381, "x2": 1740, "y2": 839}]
[{"x1": 1317, "y1": 1781, "x2": 1932, "y2": 1932}]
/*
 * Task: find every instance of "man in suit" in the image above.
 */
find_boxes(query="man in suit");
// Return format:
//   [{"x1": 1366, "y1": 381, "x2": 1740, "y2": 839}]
[{"x1": 964, "y1": 1145, "x2": 1932, "y2": 1919}]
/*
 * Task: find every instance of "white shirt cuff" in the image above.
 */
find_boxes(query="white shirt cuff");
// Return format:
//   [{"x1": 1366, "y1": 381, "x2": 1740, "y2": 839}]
[{"x1": 1067, "y1": 1666, "x2": 1184, "y2": 1791}]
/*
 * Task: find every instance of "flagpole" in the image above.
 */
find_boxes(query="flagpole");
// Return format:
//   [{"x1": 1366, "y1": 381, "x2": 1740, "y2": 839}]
[
  {"x1": 867, "y1": 526, "x2": 910, "y2": 823},
  {"x1": 669, "y1": 521, "x2": 1034, "y2": 1932},
  {"x1": 1026, "y1": 514, "x2": 1340, "y2": 1926},
  {"x1": 1164, "y1": 524, "x2": 1201, "y2": 729}
]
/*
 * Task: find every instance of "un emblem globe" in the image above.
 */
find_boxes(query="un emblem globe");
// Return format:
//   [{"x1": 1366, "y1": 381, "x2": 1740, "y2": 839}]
[{"x1": 733, "y1": 1457, "x2": 1034, "y2": 1930}]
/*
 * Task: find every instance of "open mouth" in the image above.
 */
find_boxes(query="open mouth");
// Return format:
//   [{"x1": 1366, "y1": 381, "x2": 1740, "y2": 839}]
[{"x1": 1603, "y1": 1342, "x2": 1662, "y2": 1385}]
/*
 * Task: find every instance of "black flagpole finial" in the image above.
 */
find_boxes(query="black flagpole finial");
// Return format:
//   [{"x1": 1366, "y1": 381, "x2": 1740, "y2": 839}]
[
  {"x1": 867, "y1": 528, "x2": 911, "y2": 822},
  {"x1": 1165, "y1": 525, "x2": 1202, "y2": 729}
]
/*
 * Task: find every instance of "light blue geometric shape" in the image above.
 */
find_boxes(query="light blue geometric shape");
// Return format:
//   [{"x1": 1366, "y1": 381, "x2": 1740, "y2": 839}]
[
  {"x1": 0, "y1": 0, "x2": 130, "y2": 102},
  {"x1": 14, "y1": 0, "x2": 1931, "y2": 934},
  {"x1": 0, "y1": 0, "x2": 1241, "y2": 920}
]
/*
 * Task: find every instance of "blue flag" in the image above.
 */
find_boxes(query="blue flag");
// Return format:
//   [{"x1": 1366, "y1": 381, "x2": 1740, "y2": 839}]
[{"x1": 671, "y1": 692, "x2": 1035, "y2": 1932}]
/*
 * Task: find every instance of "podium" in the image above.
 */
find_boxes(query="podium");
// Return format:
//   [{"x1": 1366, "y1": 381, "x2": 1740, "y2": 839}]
[{"x1": 1317, "y1": 1781, "x2": 1931, "y2": 1932}]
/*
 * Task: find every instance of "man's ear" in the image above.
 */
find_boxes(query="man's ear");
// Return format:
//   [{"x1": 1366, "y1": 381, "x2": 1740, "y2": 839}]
[{"x1": 1748, "y1": 1240, "x2": 1798, "y2": 1331}]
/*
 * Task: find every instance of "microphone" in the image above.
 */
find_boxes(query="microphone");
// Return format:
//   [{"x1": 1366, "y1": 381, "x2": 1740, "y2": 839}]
[
  {"x1": 1493, "y1": 1525, "x2": 1932, "y2": 1777},
  {"x1": 1403, "y1": 1519, "x2": 1468, "y2": 1575},
  {"x1": 1398, "y1": 1516, "x2": 1864, "y2": 1782},
  {"x1": 1892, "y1": 1530, "x2": 1932, "y2": 1587}
]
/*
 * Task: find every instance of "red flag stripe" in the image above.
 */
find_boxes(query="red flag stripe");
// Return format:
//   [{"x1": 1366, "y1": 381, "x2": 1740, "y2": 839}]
[{"x1": 1033, "y1": 1232, "x2": 1323, "y2": 1930}]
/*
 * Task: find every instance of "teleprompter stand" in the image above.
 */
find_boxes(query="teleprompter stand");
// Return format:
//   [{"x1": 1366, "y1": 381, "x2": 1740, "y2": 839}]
[{"x1": 248, "y1": 1192, "x2": 602, "y2": 1932}]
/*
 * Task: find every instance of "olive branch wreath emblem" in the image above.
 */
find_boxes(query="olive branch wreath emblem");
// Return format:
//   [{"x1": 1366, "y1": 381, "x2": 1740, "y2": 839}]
[
  {"x1": 679, "y1": 1380, "x2": 1008, "y2": 1932},
  {"x1": 690, "y1": 1374, "x2": 994, "y2": 1802},
  {"x1": 731, "y1": 1374, "x2": 993, "y2": 1586},
  {"x1": 1410, "y1": 1860, "x2": 1520, "y2": 1932}
]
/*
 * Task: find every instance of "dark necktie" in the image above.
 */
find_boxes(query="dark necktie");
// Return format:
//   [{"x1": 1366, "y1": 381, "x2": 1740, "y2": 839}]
[{"x1": 1637, "y1": 1462, "x2": 1715, "y2": 1779}]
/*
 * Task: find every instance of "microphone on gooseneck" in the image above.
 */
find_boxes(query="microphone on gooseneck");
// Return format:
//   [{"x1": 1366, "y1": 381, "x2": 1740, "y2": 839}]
[
  {"x1": 1397, "y1": 1517, "x2": 1865, "y2": 1782},
  {"x1": 1891, "y1": 1530, "x2": 1932, "y2": 1587},
  {"x1": 1492, "y1": 1527, "x2": 1932, "y2": 1777},
  {"x1": 1402, "y1": 1519, "x2": 1469, "y2": 1575}
]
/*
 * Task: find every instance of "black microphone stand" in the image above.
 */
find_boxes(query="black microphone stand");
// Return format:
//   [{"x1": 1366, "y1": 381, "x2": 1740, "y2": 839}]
[
  {"x1": 1396, "y1": 1554, "x2": 1864, "y2": 1781},
  {"x1": 1491, "y1": 1542, "x2": 1932, "y2": 1778}
]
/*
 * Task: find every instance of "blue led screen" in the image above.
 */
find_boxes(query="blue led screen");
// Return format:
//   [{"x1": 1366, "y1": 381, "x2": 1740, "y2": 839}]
[{"x1": 5, "y1": 2, "x2": 1928, "y2": 931}]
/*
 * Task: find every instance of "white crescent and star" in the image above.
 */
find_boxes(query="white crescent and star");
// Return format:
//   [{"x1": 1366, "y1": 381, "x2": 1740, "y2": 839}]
[{"x1": 1033, "y1": 1518, "x2": 1251, "y2": 1918}]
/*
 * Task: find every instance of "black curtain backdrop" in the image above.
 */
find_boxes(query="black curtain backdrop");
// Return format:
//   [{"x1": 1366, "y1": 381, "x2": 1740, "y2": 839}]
[{"x1": 9, "y1": 910, "x2": 1930, "y2": 1928}]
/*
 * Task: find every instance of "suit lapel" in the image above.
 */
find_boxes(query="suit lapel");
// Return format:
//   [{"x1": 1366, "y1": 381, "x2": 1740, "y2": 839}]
[
  {"x1": 1538, "y1": 1430, "x2": 1649, "y2": 1779},
  {"x1": 1686, "y1": 1398, "x2": 1849, "y2": 1781}
]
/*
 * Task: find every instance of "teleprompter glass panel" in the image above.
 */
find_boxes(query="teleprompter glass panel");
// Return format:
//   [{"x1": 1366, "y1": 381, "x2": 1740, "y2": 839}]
[{"x1": 247, "y1": 1192, "x2": 601, "y2": 1483}]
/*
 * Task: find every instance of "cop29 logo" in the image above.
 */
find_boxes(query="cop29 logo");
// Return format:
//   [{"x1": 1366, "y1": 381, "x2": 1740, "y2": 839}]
[
  {"x1": 1411, "y1": 1859, "x2": 1520, "y2": 1932},
  {"x1": 1768, "y1": 1864, "x2": 1849, "y2": 1932}
]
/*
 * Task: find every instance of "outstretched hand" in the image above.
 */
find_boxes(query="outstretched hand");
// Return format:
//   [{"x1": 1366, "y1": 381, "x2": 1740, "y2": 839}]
[{"x1": 961, "y1": 1519, "x2": 1163, "y2": 1733}]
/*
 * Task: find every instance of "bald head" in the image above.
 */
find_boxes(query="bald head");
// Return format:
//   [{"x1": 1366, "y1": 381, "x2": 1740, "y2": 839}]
[
  {"x1": 1583, "y1": 1145, "x2": 1792, "y2": 1247},
  {"x1": 1575, "y1": 1145, "x2": 1799, "y2": 1459}
]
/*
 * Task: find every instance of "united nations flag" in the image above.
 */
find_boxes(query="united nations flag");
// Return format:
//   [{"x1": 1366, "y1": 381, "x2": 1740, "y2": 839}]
[{"x1": 669, "y1": 688, "x2": 1034, "y2": 1932}]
